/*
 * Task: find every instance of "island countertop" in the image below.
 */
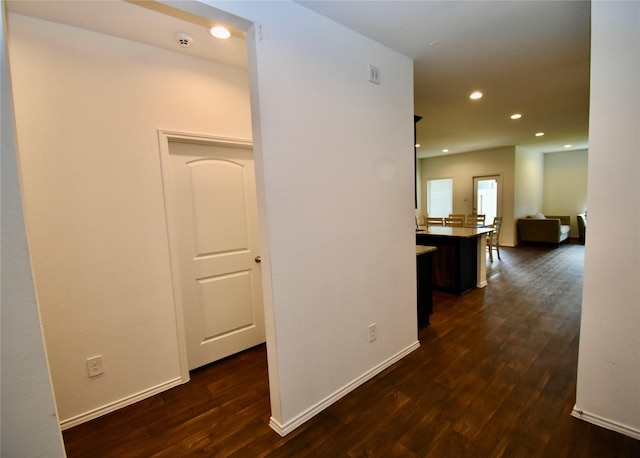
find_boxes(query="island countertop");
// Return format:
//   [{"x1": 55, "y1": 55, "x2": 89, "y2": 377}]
[
  {"x1": 416, "y1": 226, "x2": 493, "y2": 238},
  {"x1": 416, "y1": 245, "x2": 437, "y2": 256}
]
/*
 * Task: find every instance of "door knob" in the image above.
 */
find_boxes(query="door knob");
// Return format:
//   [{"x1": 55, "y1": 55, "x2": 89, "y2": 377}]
[{"x1": 255, "y1": 256, "x2": 261, "y2": 263}]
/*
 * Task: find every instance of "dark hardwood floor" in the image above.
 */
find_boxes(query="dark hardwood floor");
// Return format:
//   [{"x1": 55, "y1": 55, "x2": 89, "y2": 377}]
[{"x1": 63, "y1": 243, "x2": 640, "y2": 457}]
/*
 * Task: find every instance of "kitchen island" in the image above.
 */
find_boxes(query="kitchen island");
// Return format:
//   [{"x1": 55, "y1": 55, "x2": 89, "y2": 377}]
[
  {"x1": 416, "y1": 226, "x2": 493, "y2": 295},
  {"x1": 416, "y1": 245, "x2": 436, "y2": 328}
]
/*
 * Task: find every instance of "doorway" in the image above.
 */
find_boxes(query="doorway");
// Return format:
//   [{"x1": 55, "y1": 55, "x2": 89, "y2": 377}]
[
  {"x1": 159, "y1": 132, "x2": 265, "y2": 372},
  {"x1": 473, "y1": 175, "x2": 501, "y2": 223}
]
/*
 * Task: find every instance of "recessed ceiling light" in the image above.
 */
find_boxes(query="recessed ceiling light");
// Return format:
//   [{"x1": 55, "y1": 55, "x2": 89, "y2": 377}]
[
  {"x1": 210, "y1": 26, "x2": 231, "y2": 39},
  {"x1": 510, "y1": 113, "x2": 522, "y2": 120},
  {"x1": 469, "y1": 91, "x2": 483, "y2": 100},
  {"x1": 442, "y1": 149, "x2": 449, "y2": 153},
  {"x1": 565, "y1": 144, "x2": 572, "y2": 148},
  {"x1": 535, "y1": 132, "x2": 545, "y2": 137}
]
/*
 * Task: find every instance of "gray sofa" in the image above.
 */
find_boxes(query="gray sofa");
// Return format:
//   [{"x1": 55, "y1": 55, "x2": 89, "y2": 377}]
[
  {"x1": 577, "y1": 213, "x2": 586, "y2": 244},
  {"x1": 517, "y1": 213, "x2": 571, "y2": 246}
]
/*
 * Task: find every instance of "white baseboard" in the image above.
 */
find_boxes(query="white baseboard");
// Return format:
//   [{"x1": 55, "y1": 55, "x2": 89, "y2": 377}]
[
  {"x1": 571, "y1": 405, "x2": 640, "y2": 440},
  {"x1": 59, "y1": 376, "x2": 187, "y2": 430},
  {"x1": 269, "y1": 340, "x2": 421, "y2": 437}
]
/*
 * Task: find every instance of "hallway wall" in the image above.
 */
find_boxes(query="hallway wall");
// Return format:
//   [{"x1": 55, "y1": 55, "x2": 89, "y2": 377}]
[
  {"x1": 575, "y1": 0, "x2": 640, "y2": 438},
  {"x1": 7, "y1": 12, "x2": 252, "y2": 425},
  {"x1": 0, "y1": 6, "x2": 66, "y2": 455}
]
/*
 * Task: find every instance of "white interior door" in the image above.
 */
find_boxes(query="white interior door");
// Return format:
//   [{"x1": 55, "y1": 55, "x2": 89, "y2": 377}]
[{"x1": 164, "y1": 135, "x2": 264, "y2": 371}]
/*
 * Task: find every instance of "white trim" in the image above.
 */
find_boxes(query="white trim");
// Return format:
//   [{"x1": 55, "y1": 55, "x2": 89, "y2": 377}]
[
  {"x1": 157, "y1": 130, "x2": 253, "y2": 380},
  {"x1": 158, "y1": 130, "x2": 253, "y2": 149},
  {"x1": 571, "y1": 406, "x2": 640, "y2": 440},
  {"x1": 59, "y1": 377, "x2": 185, "y2": 430},
  {"x1": 269, "y1": 340, "x2": 421, "y2": 437}
]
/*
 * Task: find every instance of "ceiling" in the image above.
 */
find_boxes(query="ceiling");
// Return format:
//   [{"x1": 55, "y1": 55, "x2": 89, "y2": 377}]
[
  {"x1": 298, "y1": 1, "x2": 591, "y2": 158},
  {"x1": 6, "y1": 1, "x2": 591, "y2": 158},
  {"x1": 5, "y1": 0, "x2": 249, "y2": 69}
]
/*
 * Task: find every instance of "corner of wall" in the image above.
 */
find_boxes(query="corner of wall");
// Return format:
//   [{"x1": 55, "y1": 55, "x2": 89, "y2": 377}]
[{"x1": 1, "y1": 7, "x2": 66, "y2": 454}]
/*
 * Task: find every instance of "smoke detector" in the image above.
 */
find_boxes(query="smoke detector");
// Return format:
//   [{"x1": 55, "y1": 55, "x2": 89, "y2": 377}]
[{"x1": 175, "y1": 33, "x2": 193, "y2": 48}]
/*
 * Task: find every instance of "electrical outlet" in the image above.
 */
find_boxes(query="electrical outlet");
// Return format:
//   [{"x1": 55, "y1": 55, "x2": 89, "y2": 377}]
[
  {"x1": 368, "y1": 323, "x2": 377, "y2": 342},
  {"x1": 87, "y1": 355, "x2": 104, "y2": 377}
]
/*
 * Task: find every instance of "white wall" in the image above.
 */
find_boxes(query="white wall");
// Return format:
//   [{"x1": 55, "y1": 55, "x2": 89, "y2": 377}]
[
  {"x1": 574, "y1": 0, "x2": 640, "y2": 439},
  {"x1": 514, "y1": 146, "x2": 544, "y2": 220},
  {"x1": 7, "y1": 0, "x2": 418, "y2": 439},
  {"x1": 543, "y1": 149, "x2": 588, "y2": 237},
  {"x1": 0, "y1": 6, "x2": 66, "y2": 456},
  {"x1": 419, "y1": 146, "x2": 517, "y2": 246},
  {"x1": 8, "y1": 12, "x2": 252, "y2": 425},
  {"x1": 210, "y1": 1, "x2": 418, "y2": 433}
]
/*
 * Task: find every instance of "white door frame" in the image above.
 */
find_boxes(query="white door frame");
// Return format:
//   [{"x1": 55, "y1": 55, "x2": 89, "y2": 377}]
[
  {"x1": 472, "y1": 174, "x2": 503, "y2": 220},
  {"x1": 157, "y1": 130, "x2": 255, "y2": 381}
]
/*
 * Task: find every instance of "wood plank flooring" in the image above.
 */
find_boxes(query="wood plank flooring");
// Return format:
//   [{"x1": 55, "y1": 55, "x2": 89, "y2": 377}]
[{"x1": 63, "y1": 243, "x2": 640, "y2": 457}]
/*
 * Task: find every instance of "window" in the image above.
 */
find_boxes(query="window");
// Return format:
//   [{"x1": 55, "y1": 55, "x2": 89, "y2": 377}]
[{"x1": 426, "y1": 178, "x2": 453, "y2": 217}]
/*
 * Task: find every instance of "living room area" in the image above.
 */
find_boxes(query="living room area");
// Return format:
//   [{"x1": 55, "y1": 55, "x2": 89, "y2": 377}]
[{"x1": 417, "y1": 145, "x2": 588, "y2": 248}]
